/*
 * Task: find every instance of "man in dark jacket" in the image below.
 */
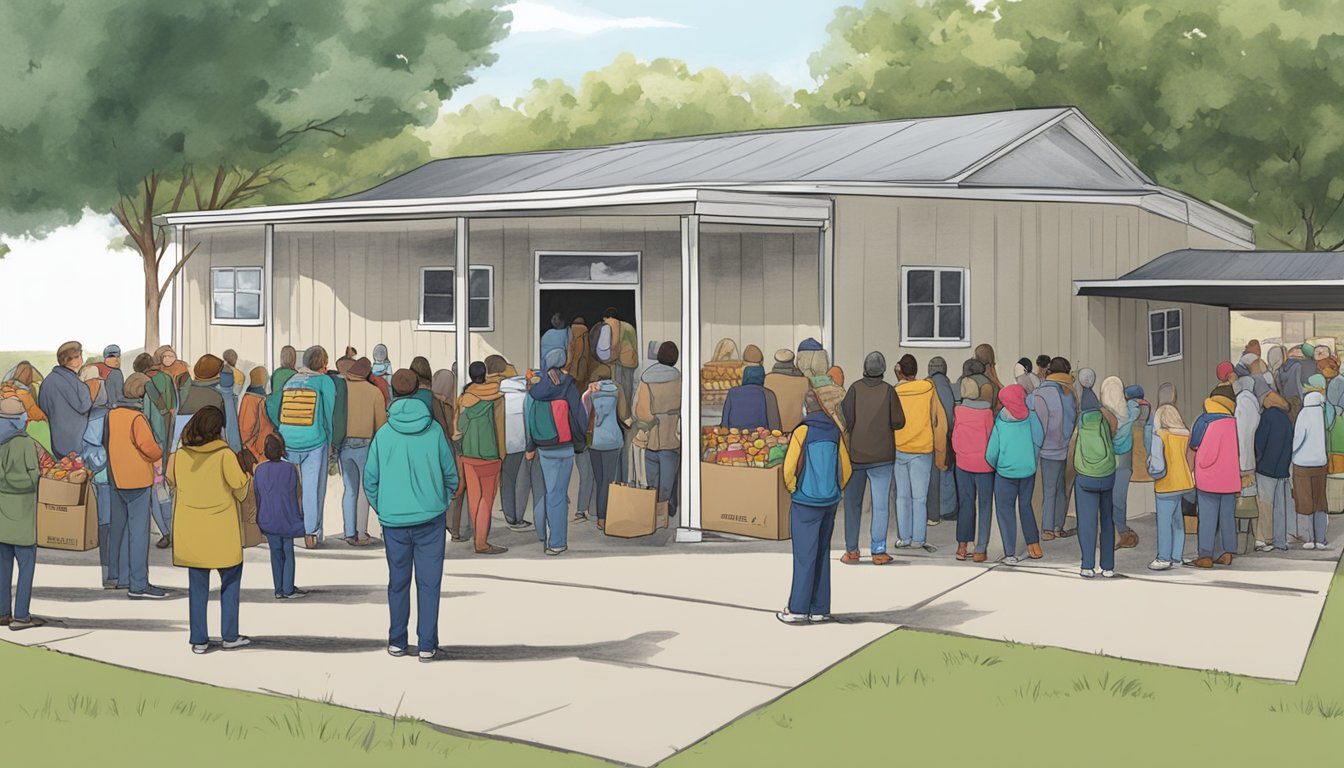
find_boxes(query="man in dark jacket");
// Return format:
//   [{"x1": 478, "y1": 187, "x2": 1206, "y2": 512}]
[
  {"x1": 721, "y1": 366, "x2": 781, "y2": 431},
  {"x1": 926, "y1": 357, "x2": 958, "y2": 524},
  {"x1": 1254, "y1": 391, "x2": 1294, "y2": 551},
  {"x1": 38, "y1": 341, "x2": 93, "y2": 457},
  {"x1": 525, "y1": 349, "x2": 588, "y2": 556},
  {"x1": 839, "y1": 352, "x2": 905, "y2": 565}
]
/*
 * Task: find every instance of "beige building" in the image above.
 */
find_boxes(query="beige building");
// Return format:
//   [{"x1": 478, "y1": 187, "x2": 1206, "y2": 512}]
[{"x1": 161, "y1": 107, "x2": 1255, "y2": 539}]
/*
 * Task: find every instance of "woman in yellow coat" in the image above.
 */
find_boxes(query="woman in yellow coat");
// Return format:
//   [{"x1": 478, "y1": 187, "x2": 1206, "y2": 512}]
[{"x1": 168, "y1": 406, "x2": 250, "y2": 655}]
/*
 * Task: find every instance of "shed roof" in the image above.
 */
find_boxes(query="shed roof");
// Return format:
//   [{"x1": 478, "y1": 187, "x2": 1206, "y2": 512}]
[{"x1": 1075, "y1": 250, "x2": 1344, "y2": 310}]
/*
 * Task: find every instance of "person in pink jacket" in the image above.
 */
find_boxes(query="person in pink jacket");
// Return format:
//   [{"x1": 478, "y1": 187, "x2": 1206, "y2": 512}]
[
  {"x1": 952, "y1": 379, "x2": 995, "y2": 561},
  {"x1": 1189, "y1": 395, "x2": 1240, "y2": 567}
]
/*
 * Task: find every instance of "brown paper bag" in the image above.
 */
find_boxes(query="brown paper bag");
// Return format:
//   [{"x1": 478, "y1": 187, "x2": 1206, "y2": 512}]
[
  {"x1": 238, "y1": 482, "x2": 264, "y2": 548},
  {"x1": 605, "y1": 482, "x2": 658, "y2": 538}
]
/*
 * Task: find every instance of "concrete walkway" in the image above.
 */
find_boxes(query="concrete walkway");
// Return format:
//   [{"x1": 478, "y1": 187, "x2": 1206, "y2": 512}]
[{"x1": 3, "y1": 484, "x2": 1339, "y2": 766}]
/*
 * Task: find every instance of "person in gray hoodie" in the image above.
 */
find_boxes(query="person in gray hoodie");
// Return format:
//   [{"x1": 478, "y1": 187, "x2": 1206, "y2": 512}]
[
  {"x1": 1033, "y1": 357, "x2": 1077, "y2": 539},
  {"x1": 926, "y1": 357, "x2": 958, "y2": 524},
  {"x1": 839, "y1": 352, "x2": 905, "y2": 565}
]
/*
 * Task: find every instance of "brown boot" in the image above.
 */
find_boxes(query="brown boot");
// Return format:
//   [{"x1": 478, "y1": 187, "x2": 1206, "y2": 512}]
[
  {"x1": 1042, "y1": 530, "x2": 1056, "y2": 541},
  {"x1": 1116, "y1": 530, "x2": 1139, "y2": 549},
  {"x1": 956, "y1": 542, "x2": 969, "y2": 561},
  {"x1": 872, "y1": 553, "x2": 895, "y2": 566},
  {"x1": 1215, "y1": 552, "x2": 1233, "y2": 566},
  {"x1": 840, "y1": 550, "x2": 861, "y2": 565},
  {"x1": 1027, "y1": 543, "x2": 1043, "y2": 559},
  {"x1": 1191, "y1": 557, "x2": 1214, "y2": 568},
  {"x1": 972, "y1": 552, "x2": 987, "y2": 563}
]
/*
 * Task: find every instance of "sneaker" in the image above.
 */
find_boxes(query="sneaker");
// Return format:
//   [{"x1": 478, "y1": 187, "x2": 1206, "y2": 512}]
[
  {"x1": 274, "y1": 593, "x2": 284, "y2": 600},
  {"x1": 128, "y1": 586, "x2": 169, "y2": 600},
  {"x1": 1100, "y1": 569, "x2": 1116, "y2": 578},
  {"x1": 387, "y1": 645, "x2": 407, "y2": 658},
  {"x1": 1079, "y1": 568, "x2": 1095, "y2": 579},
  {"x1": 775, "y1": 611, "x2": 810, "y2": 625},
  {"x1": 221, "y1": 636, "x2": 252, "y2": 650},
  {"x1": 192, "y1": 643, "x2": 210, "y2": 654},
  {"x1": 1001, "y1": 555, "x2": 1020, "y2": 566},
  {"x1": 927, "y1": 518, "x2": 941, "y2": 527},
  {"x1": 156, "y1": 535, "x2": 172, "y2": 550},
  {"x1": 871, "y1": 553, "x2": 895, "y2": 566},
  {"x1": 1148, "y1": 559, "x2": 1173, "y2": 571},
  {"x1": 475, "y1": 545, "x2": 509, "y2": 555},
  {"x1": 573, "y1": 512, "x2": 588, "y2": 522},
  {"x1": 544, "y1": 547, "x2": 568, "y2": 556},
  {"x1": 808, "y1": 614, "x2": 834, "y2": 624},
  {"x1": 840, "y1": 550, "x2": 862, "y2": 564},
  {"x1": 0, "y1": 615, "x2": 9, "y2": 627},
  {"x1": 8, "y1": 616, "x2": 47, "y2": 631},
  {"x1": 282, "y1": 589, "x2": 308, "y2": 599},
  {"x1": 1303, "y1": 542, "x2": 1318, "y2": 550},
  {"x1": 508, "y1": 521, "x2": 535, "y2": 532},
  {"x1": 418, "y1": 648, "x2": 439, "y2": 663},
  {"x1": 919, "y1": 543, "x2": 938, "y2": 554},
  {"x1": 1254, "y1": 543, "x2": 1277, "y2": 553},
  {"x1": 1042, "y1": 530, "x2": 1056, "y2": 541},
  {"x1": 893, "y1": 539, "x2": 912, "y2": 549},
  {"x1": 102, "y1": 580, "x2": 120, "y2": 590}
]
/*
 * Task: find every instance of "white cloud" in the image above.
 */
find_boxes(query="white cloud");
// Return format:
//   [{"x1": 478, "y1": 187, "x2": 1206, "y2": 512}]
[
  {"x1": 505, "y1": 1, "x2": 689, "y2": 35},
  {"x1": 0, "y1": 210, "x2": 173, "y2": 352}
]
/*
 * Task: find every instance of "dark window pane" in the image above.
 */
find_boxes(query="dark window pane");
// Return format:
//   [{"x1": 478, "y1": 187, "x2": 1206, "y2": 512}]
[
  {"x1": 1167, "y1": 329, "x2": 1182, "y2": 356},
  {"x1": 1151, "y1": 331, "x2": 1165, "y2": 359},
  {"x1": 908, "y1": 305, "x2": 935, "y2": 339},
  {"x1": 1150, "y1": 312, "x2": 1164, "y2": 332},
  {"x1": 213, "y1": 291, "x2": 234, "y2": 319},
  {"x1": 423, "y1": 295, "x2": 454, "y2": 324},
  {"x1": 237, "y1": 269, "x2": 261, "y2": 291},
  {"x1": 469, "y1": 298, "x2": 491, "y2": 329},
  {"x1": 939, "y1": 270, "x2": 962, "y2": 304},
  {"x1": 236, "y1": 292, "x2": 261, "y2": 320},
  {"x1": 1167, "y1": 309, "x2": 1181, "y2": 328},
  {"x1": 213, "y1": 270, "x2": 234, "y2": 290},
  {"x1": 423, "y1": 269, "x2": 454, "y2": 296},
  {"x1": 469, "y1": 267, "x2": 491, "y2": 298},
  {"x1": 938, "y1": 306, "x2": 964, "y2": 340},
  {"x1": 906, "y1": 270, "x2": 934, "y2": 303},
  {"x1": 538, "y1": 254, "x2": 639, "y2": 283}
]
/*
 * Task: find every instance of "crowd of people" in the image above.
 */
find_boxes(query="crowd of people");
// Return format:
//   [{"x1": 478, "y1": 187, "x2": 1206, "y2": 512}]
[
  {"x1": 0, "y1": 328, "x2": 1335, "y2": 645},
  {"x1": 0, "y1": 307, "x2": 680, "y2": 657}
]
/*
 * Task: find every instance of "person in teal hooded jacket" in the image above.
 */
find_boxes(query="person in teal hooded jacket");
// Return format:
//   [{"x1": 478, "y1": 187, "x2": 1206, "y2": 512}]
[
  {"x1": 986, "y1": 384, "x2": 1044, "y2": 564},
  {"x1": 364, "y1": 384, "x2": 459, "y2": 662}
]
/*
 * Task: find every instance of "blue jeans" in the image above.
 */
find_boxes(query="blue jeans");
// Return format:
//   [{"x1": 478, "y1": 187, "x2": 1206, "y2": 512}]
[
  {"x1": 1040, "y1": 458, "x2": 1070, "y2": 532},
  {"x1": 108, "y1": 486, "x2": 153, "y2": 593},
  {"x1": 267, "y1": 535, "x2": 296, "y2": 596},
  {"x1": 383, "y1": 513, "x2": 446, "y2": 653},
  {"x1": 575, "y1": 449, "x2": 595, "y2": 514},
  {"x1": 1113, "y1": 451, "x2": 1134, "y2": 533},
  {"x1": 151, "y1": 482, "x2": 173, "y2": 540},
  {"x1": 955, "y1": 469, "x2": 994, "y2": 552},
  {"x1": 645, "y1": 449, "x2": 681, "y2": 516},
  {"x1": 930, "y1": 463, "x2": 958, "y2": 520},
  {"x1": 1075, "y1": 474, "x2": 1115, "y2": 571},
  {"x1": 1154, "y1": 491, "x2": 1189, "y2": 563},
  {"x1": 0, "y1": 543, "x2": 37, "y2": 620},
  {"x1": 787, "y1": 501, "x2": 838, "y2": 616},
  {"x1": 528, "y1": 453, "x2": 546, "y2": 524},
  {"x1": 1304, "y1": 510, "x2": 1329, "y2": 544},
  {"x1": 1257, "y1": 474, "x2": 1291, "y2": 549},
  {"x1": 537, "y1": 446, "x2": 576, "y2": 549},
  {"x1": 95, "y1": 482, "x2": 112, "y2": 582},
  {"x1": 995, "y1": 474, "x2": 1039, "y2": 556},
  {"x1": 188, "y1": 564, "x2": 242, "y2": 645},
  {"x1": 1196, "y1": 490, "x2": 1236, "y2": 558},
  {"x1": 843, "y1": 462, "x2": 894, "y2": 554},
  {"x1": 893, "y1": 451, "x2": 933, "y2": 544},
  {"x1": 287, "y1": 444, "x2": 329, "y2": 538},
  {"x1": 590, "y1": 448, "x2": 621, "y2": 521},
  {"x1": 339, "y1": 438, "x2": 372, "y2": 538}
]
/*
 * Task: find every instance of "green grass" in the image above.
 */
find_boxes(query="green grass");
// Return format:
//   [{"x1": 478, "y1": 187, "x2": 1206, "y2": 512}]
[
  {"x1": 0, "y1": 350, "x2": 55, "y2": 379},
  {"x1": 0, "y1": 641, "x2": 604, "y2": 767},
  {"x1": 5, "y1": 558, "x2": 1344, "y2": 765},
  {"x1": 667, "y1": 556, "x2": 1344, "y2": 766}
]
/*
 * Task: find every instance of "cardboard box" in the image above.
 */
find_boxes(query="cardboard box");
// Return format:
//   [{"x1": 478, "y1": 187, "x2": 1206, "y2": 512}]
[
  {"x1": 699, "y1": 462, "x2": 791, "y2": 540},
  {"x1": 37, "y1": 477, "x2": 99, "y2": 551}
]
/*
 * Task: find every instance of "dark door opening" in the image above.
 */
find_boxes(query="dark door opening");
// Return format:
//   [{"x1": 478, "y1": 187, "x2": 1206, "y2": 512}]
[{"x1": 538, "y1": 287, "x2": 638, "y2": 342}]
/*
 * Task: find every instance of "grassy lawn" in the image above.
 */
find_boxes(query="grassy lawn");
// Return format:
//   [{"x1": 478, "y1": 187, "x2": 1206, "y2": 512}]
[
  {"x1": 0, "y1": 350, "x2": 55, "y2": 378},
  {"x1": 4, "y1": 558, "x2": 1343, "y2": 765},
  {"x1": 669, "y1": 557, "x2": 1344, "y2": 766}
]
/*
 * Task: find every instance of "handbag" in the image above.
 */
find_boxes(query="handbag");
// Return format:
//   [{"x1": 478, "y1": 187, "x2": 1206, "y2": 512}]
[{"x1": 237, "y1": 481, "x2": 264, "y2": 548}]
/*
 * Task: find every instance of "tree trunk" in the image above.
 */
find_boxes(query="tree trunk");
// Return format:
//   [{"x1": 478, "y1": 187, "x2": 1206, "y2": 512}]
[{"x1": 144, "y1": 255, "x2": 162, "y2": 352}]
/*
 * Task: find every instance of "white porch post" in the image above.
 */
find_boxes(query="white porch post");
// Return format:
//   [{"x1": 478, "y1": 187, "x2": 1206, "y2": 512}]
[
  {"x1": 454, "y1": 217, "x2": 470, "y2": 376},
  {"x1": 172, "y1": 224, "x2": 185, "y2": 350},
  {"x1": 820, "y1": 209, "x2": 835, "y2": 356},
  {"x1": 676, "y1": 214, "x2": 703, "y2": 542},
  {"x1": 263, "y1": 223, "x2": 275, "y2": 370}
]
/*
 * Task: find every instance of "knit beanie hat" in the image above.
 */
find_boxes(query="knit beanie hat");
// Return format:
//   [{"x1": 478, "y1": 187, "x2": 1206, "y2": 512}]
[
  {"x1": 774, "y1": 349, "x2": 795, "y2": 363},
  {"x1": 797, "y1": 338, "x2": 823, "y2": 352},
  {"x1": 348, "y1": 357, "x2": 373, "y2": 380},
  {"x1": 1077, "y1": 368, "x2": 1096, "y2": 389},
  {"x1": 1216, "y1": 361, "x2": 1235, "y2": 382},
  {"x1": 193, "y1": 354, "x2": 223, "y2": 381},
  {"x1": 927, "y1": 356, "x2": 947, "y2": 376},
  {"x1": 1124, "y1": 384, "x2": 1145, "y2": 400},
  {"x1": 391, "y1": 369, "x2": 419, "y2": 397},
  {"x1": 863, "y1": 352, "x2": 886, "y2": 379},
  {"x1": 742, "y1": 345, "x2": 764, "y2": 365}
]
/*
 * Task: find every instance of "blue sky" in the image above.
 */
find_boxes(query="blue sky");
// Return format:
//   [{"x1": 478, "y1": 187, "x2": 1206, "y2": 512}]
[{"x1": 445, "y1": 0, "x2": 851, "y2": 109}]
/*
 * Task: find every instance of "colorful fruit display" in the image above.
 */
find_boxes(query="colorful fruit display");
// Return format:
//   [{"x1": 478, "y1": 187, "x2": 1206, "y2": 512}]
[
  {"x1": 39, "y1": 452, "x2": 88, "y2": 483},
  {"x1": 700, "y1": 361, "x2": 747, "y2": 409},
  {"x1": 701, "y1": 426, "x2": 788, "y2": 468}
]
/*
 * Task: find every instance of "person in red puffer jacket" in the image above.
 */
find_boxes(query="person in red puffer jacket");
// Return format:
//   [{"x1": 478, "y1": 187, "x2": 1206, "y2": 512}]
[{"x1": 952, "y1": 378, "x2": 994, "y2": 562}]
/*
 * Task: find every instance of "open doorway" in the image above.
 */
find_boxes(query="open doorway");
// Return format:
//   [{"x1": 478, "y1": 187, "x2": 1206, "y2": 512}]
[{"x1": 537, "y1": 286, "x2": 639, "y2": 361}]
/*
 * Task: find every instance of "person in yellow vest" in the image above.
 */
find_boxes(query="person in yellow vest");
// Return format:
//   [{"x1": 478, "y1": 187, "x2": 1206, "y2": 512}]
[
  {"x1": 1145, "y1": 402, "x2": 1194, "y2": 570},
  {"x1": 892, "y1": 355, "x2": 949, "y2": 552}
]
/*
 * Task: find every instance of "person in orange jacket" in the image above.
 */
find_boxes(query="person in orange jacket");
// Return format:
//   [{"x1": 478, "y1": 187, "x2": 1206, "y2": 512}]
[{"x1": 106, "y1": 373, "x2": 169, "y2": 600}]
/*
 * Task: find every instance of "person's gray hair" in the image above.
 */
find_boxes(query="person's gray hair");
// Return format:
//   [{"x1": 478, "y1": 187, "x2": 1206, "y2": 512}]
[
  {"x1": 927, "y1": 356, "x2": 947, "y2": 376},
  {"x1": 1077, "y1": 368, "x2": 1097, "y2": 389},
  {"x1": 303, "y1": 345, "x2": 328, "y2": 371},
  {"x1": 864, "y1": 352, "x2": 886, "y2": 379}
]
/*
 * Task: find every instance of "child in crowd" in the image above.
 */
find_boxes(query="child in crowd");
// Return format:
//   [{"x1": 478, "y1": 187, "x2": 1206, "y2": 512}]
[{"x1": 253, "y1": 434, "x2": 306, "y2": 599}]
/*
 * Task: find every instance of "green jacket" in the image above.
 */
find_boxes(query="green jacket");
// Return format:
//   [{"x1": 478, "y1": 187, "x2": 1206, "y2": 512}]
[
  {"x1": 0, "y1": 423, "x2": 42, "y2": 547},
  {"x1": 363, "y1": 398, "x2": 459, "y2": 528}
]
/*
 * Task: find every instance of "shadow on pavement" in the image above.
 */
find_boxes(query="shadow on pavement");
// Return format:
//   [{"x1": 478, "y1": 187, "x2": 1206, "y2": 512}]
[
  {"x1": 834, "y1": 599, "x2": 987, "y2": 631},
  {"x1": 248, "y1": 630, "x2": 679, "y2": 663}
]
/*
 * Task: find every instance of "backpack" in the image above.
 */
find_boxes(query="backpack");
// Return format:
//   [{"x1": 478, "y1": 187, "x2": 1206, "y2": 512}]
[
  {"x1": 792, "y1": 421, "x2": 844, "y2": 506},
  {"x1": 593, "y1": 321, "x2": 617, "y2": 366},
  {"x1": 1074, "y1": 410, "x2": 1116, "y2": 477},
  {"x1": 526, "y1": 395, "x2": 574, "y2": 444},
  {"x1": 460, "y1": 400, "x2": 502, "y2": 461},
  {"x1": 1034, "y1": 380, "x2": 1076, "y2": 436},
  {"x1": 279, "y1": 374, "x2": 318, "y2": 428},
  {"x1": 501, "y1": 378, "x2": 528, "y2": 454}
]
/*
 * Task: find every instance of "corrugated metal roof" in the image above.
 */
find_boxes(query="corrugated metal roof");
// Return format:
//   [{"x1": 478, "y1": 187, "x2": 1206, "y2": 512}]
[
  {"x1": 1123, "y1": 250, "x2": 1344, "y2": 282},
  {"x1": 343, "y1": 108, "x2": 1079, "y2": 201}
]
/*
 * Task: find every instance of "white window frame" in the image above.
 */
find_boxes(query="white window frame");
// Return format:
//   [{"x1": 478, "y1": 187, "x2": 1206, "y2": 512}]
[
  {"x1": 209, "y1": 266, "x2": 264, "y2": 327},
  {"x1": 900, "y1": 266, "x2": 971, "y2": 348},
  {"x1": 417, "y1": 265, "x2": 494, "y2": 332},
  {"x1": 1147, "y1": 307, "x2": 1184, "y2": 365}
]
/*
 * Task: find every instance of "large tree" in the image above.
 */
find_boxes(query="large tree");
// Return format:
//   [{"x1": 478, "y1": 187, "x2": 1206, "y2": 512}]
[
  {"x1": 422, "y1": 53, "x2": 811, "y2": 158},
  {"x1": 0, "y1": 0, "x2": 510, "y2": 348},
  {"x1": 802, "y1": 0, "x2": 1344, "y2": 250}
]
